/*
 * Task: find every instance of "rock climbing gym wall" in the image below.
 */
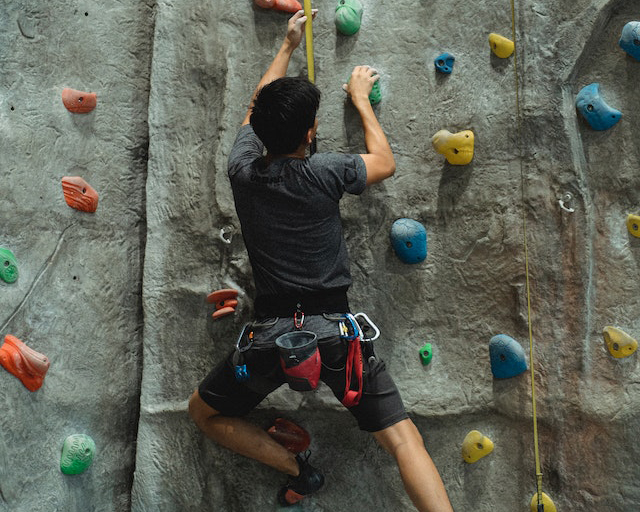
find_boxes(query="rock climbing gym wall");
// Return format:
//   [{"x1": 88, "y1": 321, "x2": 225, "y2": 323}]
[{"x1": 1, "y1": 0, "x2": 639, "y2": 511}]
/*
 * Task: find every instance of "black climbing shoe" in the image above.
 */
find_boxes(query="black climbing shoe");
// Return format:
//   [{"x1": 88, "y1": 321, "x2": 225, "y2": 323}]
[{"x1": 277, "y1": 451, "x2": 325, "y2": 507}]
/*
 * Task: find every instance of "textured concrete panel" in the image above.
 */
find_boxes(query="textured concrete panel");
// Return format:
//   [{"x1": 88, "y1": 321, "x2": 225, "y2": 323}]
[{"x1": 0, "y1": 0, "x2": 153, "y2": 511}]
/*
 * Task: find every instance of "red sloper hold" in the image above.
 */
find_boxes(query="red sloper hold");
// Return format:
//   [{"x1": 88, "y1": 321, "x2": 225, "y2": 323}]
[
  {"x1": 0, "y1": 335, "x2": 50, "y2": 392},
  {"x1": 61, "y1": 176, "x2": 99, "y2": 213},
  {"x1": 62, "y1": 88, "x2": 97, "y2": 113},
  {"x1": 254, "y1": 0, "x2": 303, "y2": 13},
  {"x1": 267, "y1": 418, "x2": 311, "y2": 454}
]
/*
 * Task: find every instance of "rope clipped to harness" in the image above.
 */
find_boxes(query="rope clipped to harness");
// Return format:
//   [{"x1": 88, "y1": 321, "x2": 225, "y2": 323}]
[{"x1": 341, "y1": 314, "x2": 363, "y2": 407}]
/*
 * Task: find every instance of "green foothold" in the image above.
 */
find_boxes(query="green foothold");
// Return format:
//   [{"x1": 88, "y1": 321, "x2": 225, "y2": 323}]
[
  {"x1": 0, "y1": 248, "x2": 19, "y2": 284},
  {"x1": 419, "y1": 343, "x2": 432, "y2": 365},
  {"x1": 60, "y1": 434, "x2": 96, "y2": 475},
  {"x1": 335, "y1": 0, "x2": 363, "y2": 36}
]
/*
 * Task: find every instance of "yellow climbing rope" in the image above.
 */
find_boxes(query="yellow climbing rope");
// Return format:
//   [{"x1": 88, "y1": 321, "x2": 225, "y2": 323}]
[
  {"x1": 509, "y1": 0, "x2": 544, "y2": 508},
  {"x1": 303, "y1": 0, "x2": 315, "y2": 83}
]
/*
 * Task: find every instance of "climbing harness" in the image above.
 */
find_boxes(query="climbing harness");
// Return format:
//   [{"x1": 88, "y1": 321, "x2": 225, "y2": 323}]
[
  {"x1": 510, "y1": 1, "x2": 545, "y2": 509},
  {"x1": 302, "y1": 0, "x2": 317, "y2": 155}
]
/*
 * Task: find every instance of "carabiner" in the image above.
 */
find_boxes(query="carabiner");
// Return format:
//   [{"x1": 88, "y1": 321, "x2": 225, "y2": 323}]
[
  {"x1": 235, "y1": 323, "x2": 253, "y2": 353},
  {"x1": 294, "y1": 309, "x2": 305, "y2": 329},
  {"x1": 353, "y1": 312, "x2": 380, "y2": 341}
]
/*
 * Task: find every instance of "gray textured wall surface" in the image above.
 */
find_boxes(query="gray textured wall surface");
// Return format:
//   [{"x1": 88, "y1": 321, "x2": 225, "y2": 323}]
[{"x1": 1, "y1": 0, "x2": 639, "y2": 511}]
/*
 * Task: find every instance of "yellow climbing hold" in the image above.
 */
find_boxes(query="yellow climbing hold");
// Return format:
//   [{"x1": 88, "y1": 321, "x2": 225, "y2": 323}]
[
  {"x1": 530, "y1": 492, "x2": 557, "y2": 512},
  {"x1": 431, "y1": 129, "x2": 474, "y2": 165},
  {"x1": 627, "y1": 214, "x2": 640, "y2": 238},
  {"x1": 602, "y1": 326, "x2": 638, "y2": 359},
  {"x1": 461, "y1": 430, "x2": 494, "y2": 463},
  {"x1": 489, "y1": 33, "x2": 515, "y2": 58}
]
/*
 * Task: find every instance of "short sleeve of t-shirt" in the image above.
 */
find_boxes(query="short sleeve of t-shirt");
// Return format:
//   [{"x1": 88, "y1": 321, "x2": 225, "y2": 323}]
[{"x1": 228, "y1": 125, "x2": 264, "y2": 178}]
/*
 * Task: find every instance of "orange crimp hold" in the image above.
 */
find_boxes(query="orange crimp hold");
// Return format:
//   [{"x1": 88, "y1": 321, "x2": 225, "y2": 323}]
[
  {"x1": 61, "y1": 176, "x2": 99, "y2": 213},
  {"x1": 0, "y1": 335, "x2": 50, "y2": 392},
  {"x1": 267, "y1": 418, "x2": 311, "y2": 454},
  {"x1": 207, "y1": 288, "x2": 238, "y2": 320},
  {"x1": 254, "y1": 0, "x2": 302, "y2": 14},
  {"x1": 62, "y1": 88, "x2": 97, "y2": 113}
]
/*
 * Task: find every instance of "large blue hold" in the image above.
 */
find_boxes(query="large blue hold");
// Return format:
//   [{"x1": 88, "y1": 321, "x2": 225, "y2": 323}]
[
  {"x1": 390, "y1": 218, "x2": 427, "y2": 264},
  {"x1": 489, "y1": 334, "x2": 527, "y2": 379},
  {"x1": 434, "y1": 52, "x2": 455, "y2": 74},
  {"x1": 575, "y1": 83, "x2": 622, "y2": 131},
  {"x1": 619, "y1": 21, "x2": 640, "y2": 61}
]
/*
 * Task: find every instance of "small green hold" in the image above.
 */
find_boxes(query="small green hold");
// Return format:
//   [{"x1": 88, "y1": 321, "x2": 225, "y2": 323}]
[
  {"x1": 347, "y1": 75, "x2": 382, "y2": 105},
  {"x1": 419, "y1": 343, "x2": 432, "y2": 365},
  {"x1": 60, "y1": 434, "x2": 96, "y2": 475},
  {"x1": 0, "y1": 248, "x2": 19, "y2": 284},
  {"x1": 335, "y1": 0, "x2": 363, "y2": 36},
  {"x1": 368, "y1": 79, "x2": 382, "y2": 105}
]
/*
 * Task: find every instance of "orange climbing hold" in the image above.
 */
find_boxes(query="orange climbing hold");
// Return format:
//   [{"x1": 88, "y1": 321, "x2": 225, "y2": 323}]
[
  {"x1": 207, "y1": 289, "x2": 239, "y2": 319},
  {"x1": 61, "y1": 176, "x2": 99, "y2": 213},
  {"x1": 267, "y1": 418, "x2": 311, "y2": 454},
  {"x1": 254, "y1": 0, "x2": 302, "y2": 14},
  {"x1": 62, "y1": 88, "x2": 97, "y2": 113},
  {"x1": 0, "y1": 335, "x2": 50, "y2": 392}
]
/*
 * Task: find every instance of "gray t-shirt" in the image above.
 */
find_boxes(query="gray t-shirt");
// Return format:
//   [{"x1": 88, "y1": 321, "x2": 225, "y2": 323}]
[{"x1": 228, "y1": 124, "x2": 367, "y2": 299}]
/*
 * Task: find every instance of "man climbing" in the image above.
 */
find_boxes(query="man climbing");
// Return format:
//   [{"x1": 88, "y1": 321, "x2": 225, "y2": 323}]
[{"x1": 188, "y1": 10, "x2": 454, "y2": 512}]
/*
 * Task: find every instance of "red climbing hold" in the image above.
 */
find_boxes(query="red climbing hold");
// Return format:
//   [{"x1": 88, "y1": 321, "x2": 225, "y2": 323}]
[
  {"x1": 61, "y1": 176, "x2": 99, "y2": 213},
  {"x1": 207, "y1": 289, "x2": 239, "y2": 319},
  {"x1": 254, "y1": 0, "x2": 303, "y2": 14},
  {"x1": 206, "y1": 288, "x2": 238, "y2": 305},
  {"x1": 62, "y1": 88, "x2": 97, "y2": 113},
  {"x1": 267, "y1": 418, "x2": 311, "y2": 454},
  {"x1": 0, "y1": 335, "x2": 50, "y2": 392},
  {"x1": 212, "y1": 306, "x2": 236, "y2": 320}
]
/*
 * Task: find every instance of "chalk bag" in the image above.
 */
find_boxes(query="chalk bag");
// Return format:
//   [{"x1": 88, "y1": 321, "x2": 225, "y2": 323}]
[{"x1": 275, "y1": 331, "x2": 321, "y2": 391}]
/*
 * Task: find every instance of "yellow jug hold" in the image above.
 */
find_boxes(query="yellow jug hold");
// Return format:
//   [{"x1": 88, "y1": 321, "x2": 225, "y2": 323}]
[
  {"x1": 530, "y1": 492, "x2": 557, "y2": 512},
  {"x1": 489, "y1": 33, "x2": 515, "y2": 58},
  {"x1": 461, "y1": 430, "x2": 494, "y2": 463},
  {"x1": 431, "y1": 129, "x2": 474, "y2": 165},
  {"x1": 602, "y1": 326, "x2": 638, "y2": 359},
  {"x1": 627, "y1": 214, "x2": 640, "y2": 238}
]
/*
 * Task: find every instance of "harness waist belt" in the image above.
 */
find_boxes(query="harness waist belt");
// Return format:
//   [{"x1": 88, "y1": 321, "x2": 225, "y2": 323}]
[{"x1": 254, "y1": 288, "x2": 350, "y2": 318}]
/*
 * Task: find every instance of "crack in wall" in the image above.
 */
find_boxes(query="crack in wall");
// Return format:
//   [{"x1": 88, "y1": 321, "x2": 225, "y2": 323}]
[{"x1": 0, "y1": 222, "x2": 75, "y2": 334}]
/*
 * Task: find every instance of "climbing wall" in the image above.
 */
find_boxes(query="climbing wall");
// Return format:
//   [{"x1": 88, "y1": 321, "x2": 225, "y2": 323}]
[{"x1": 1, "y1": 0, "x2": 639, "y2": 511}]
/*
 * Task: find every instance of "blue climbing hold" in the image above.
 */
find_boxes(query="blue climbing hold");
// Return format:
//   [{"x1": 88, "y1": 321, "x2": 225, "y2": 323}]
[
  {"x1": 575, "y1": 83, "x2": 622, "y2": 131},
  {"x1": 390, "y1": 218, "x2": 427, "y2": 264},
  {"x1": 619, "y1": 21, "x2": 640, "y2": 61},
  {"x1": 434, "y1": 53, "x2": 455, "y2": 74},
  {"x1": 489, "y1": 334, "x2": 527, "y2": 379}
]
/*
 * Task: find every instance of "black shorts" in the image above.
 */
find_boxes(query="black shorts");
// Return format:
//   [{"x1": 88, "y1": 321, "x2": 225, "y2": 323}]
[{"x1": 198, "y1": 315, "x2": 408, "y2": 432}]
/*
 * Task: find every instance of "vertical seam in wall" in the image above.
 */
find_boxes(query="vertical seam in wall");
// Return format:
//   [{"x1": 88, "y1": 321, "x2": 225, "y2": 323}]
[{"x1": 127, "y1": 1, "x2": 158, "y2": 510}]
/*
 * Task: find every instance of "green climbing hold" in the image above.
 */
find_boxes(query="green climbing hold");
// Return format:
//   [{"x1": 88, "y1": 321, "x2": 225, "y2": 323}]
[
  {"x1": 60, "y1": 434, "x2": 96, "y2": 475},
  {"x1": 335, "y1": 0, "x2": 363, "y2": 36},
  {"x1": 419, "y1": 343, "x2": 432, "y2": 365},
  {"x1": 0, "y1": 248, "x2": 19, "y2": 284},
  {"x1": 368, "y1": 79, "x2": 382, "y2": 105}
]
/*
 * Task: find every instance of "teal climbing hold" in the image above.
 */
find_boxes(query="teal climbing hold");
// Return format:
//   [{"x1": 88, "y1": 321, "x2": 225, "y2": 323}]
[
  {"x1": 60, "y1": 434, "x2": 96, "y2": 475},
  {"x1": 0, "y1": 248, "x2": 19, "y2": 284},
  {"x1": 335, "y1": 0, "x2": 363, "y2": 36},
  {"x1": 419, "y1": 343, "x2": 432, "y2": 365},
  {"x1": 619, "y1": 21, "x2": 640, "y2": 61},
  {"x1": 575, "y1": 83, "x2": 622, "y2": 131},
  {"x1": 489, "y1": 334, "x2": 527, "y2": 379},
  {"x1": 390, "y1": 218, "x2": 427, "y2": 264}
]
